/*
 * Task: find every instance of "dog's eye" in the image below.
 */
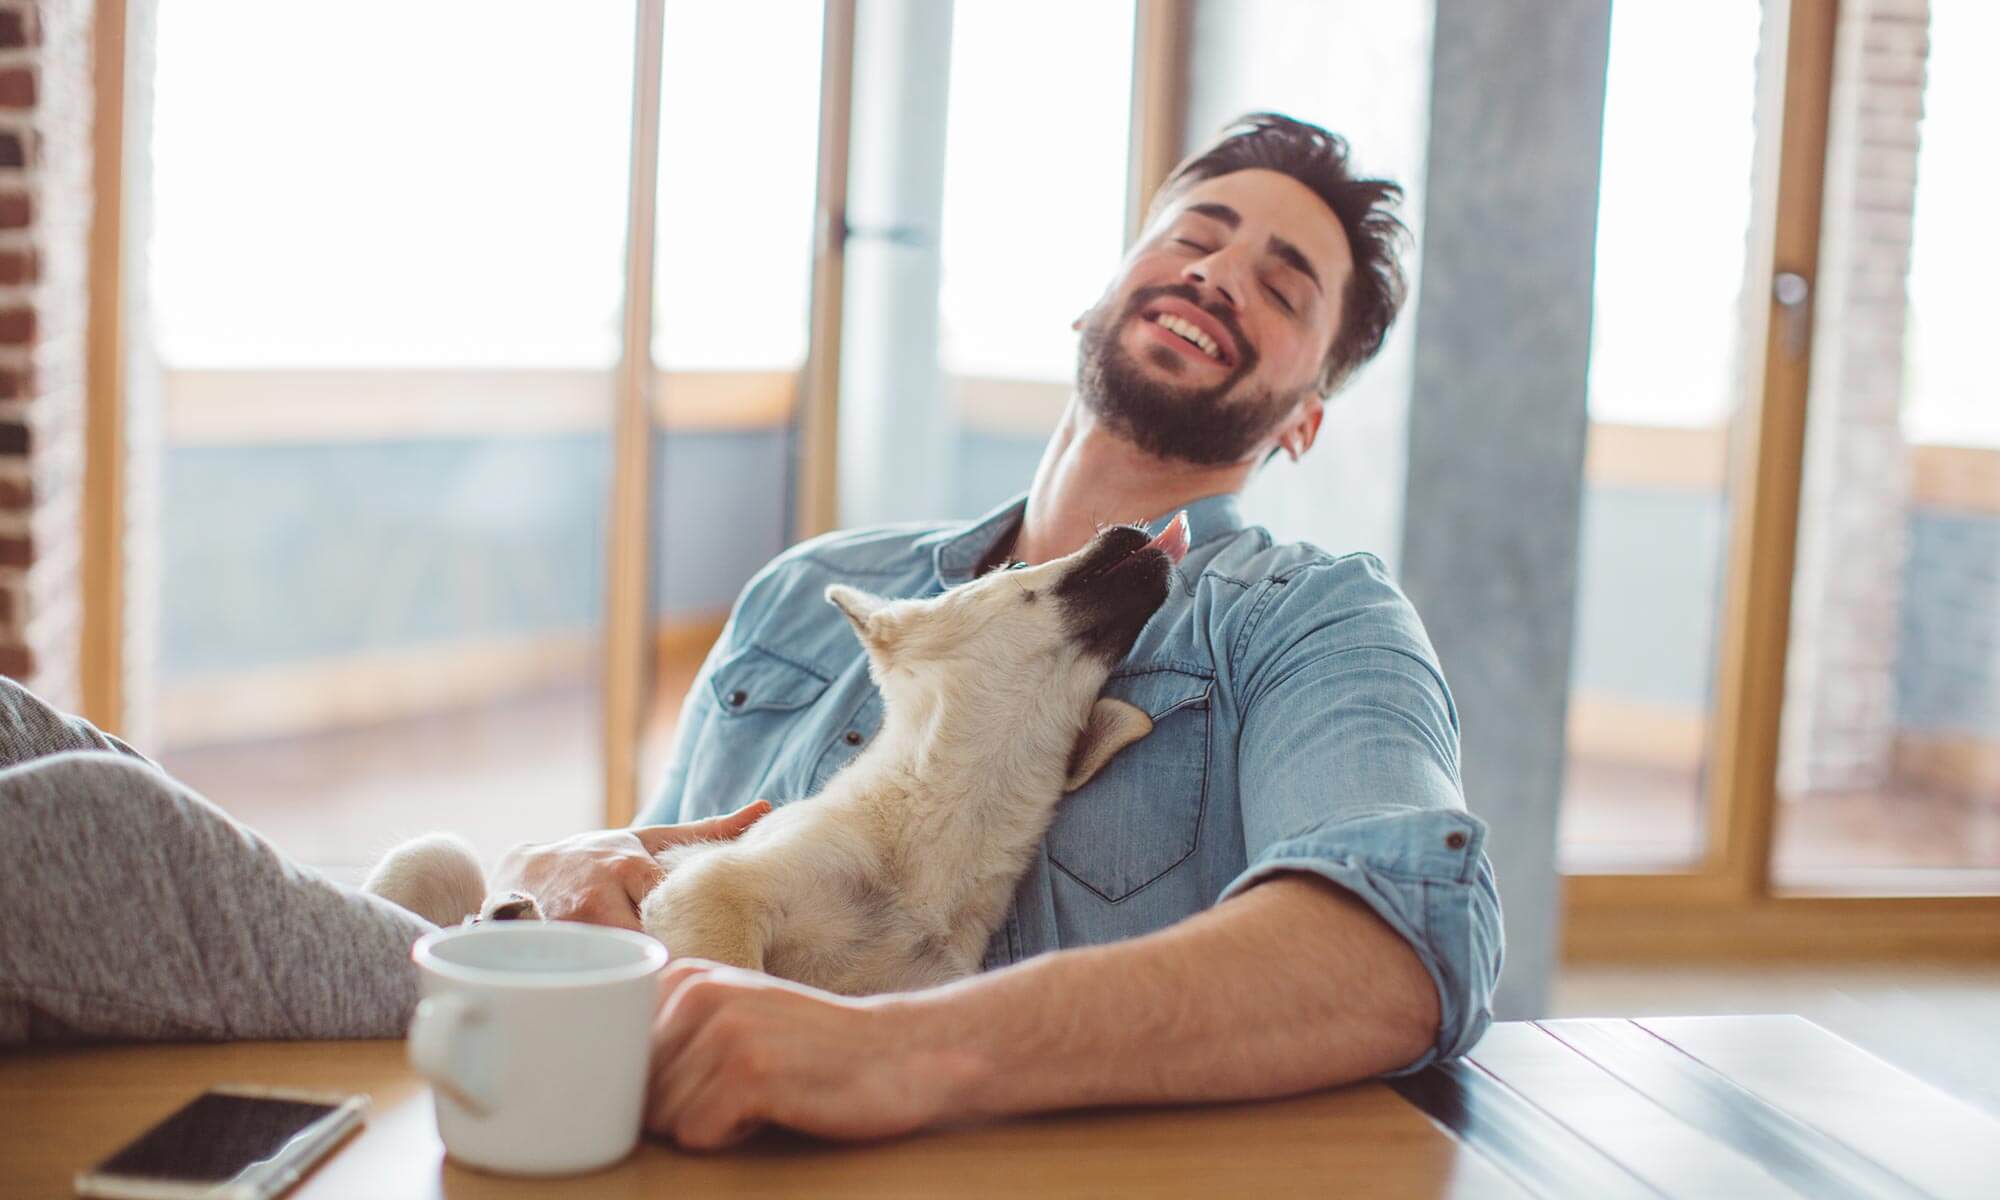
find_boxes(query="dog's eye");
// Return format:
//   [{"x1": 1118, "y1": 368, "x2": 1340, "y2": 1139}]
[{"x1": 1006, "y1": 560, "x2": 1028, "y2": 571}]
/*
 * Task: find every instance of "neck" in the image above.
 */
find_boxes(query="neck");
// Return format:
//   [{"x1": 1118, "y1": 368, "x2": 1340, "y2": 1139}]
[
  {"x1": 1007, "y1": 398, "x2": 1253, "y2": 566},
  {"x1": 856, "y1": 681, "x2": 1093, "y2": 860}
]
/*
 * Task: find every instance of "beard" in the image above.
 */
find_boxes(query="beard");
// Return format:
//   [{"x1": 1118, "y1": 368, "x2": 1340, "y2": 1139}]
[{"x1": 1075, "y1": 283, "x2": 1307, "y2": 467}]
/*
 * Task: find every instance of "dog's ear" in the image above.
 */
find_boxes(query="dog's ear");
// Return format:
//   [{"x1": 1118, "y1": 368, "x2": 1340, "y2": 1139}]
[
  {"x1": 1064, "y1": 698, "x2": 1153, "y2": 792},
  {"x1": 826, "y1": 585, "x2": 898, "y2": 655}
]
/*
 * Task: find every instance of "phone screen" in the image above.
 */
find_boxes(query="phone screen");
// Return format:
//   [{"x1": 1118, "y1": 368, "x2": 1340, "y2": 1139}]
[{"x1": 93, "y1": 1092, "x2": 340, "y2": 1183}]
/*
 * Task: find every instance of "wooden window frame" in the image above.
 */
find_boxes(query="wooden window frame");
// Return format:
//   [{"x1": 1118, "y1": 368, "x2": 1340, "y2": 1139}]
[
  {"x1": 1562, "y1": 0, "x2": 2000, "y2": 961},
  {"x1": 600, "y1": 0, "x2": 669, "y2": 826},
  {"x1": 83, "y1": 0, "x2": 133, "y2": 732}
]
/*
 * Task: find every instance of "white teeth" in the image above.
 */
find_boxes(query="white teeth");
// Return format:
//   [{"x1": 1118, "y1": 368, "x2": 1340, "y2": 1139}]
[{"x1": 1150, "y1": 313, "x2": 1222, "y2": 361}]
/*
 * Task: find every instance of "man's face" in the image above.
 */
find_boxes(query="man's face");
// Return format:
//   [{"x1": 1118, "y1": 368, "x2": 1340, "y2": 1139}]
[{"x1": 1076, "y1": 168, "x2": 1352, "y2": 466}]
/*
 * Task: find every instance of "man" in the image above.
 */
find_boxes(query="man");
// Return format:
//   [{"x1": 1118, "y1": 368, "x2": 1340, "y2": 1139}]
[
  {"x1": 0, "y1": 114, "x2": 1499, "y2": 1146},
  {"x1": 513, "y1": 112, "x2": 1501, "y2": 1145}
]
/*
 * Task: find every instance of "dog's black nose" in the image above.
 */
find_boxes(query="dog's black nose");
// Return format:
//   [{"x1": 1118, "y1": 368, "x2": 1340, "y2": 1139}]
[{"x1": 486, "y1": 892, "x2": 540, "y2": 921}]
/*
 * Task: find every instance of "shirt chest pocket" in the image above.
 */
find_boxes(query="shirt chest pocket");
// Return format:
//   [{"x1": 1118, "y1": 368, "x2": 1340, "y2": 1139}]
[
  {"x1": 688, "y1": 645, "x2": 832, "y2": 805},
  {"x1": 1046, "y1": 666, "x2": 1213, "y2": 903}
]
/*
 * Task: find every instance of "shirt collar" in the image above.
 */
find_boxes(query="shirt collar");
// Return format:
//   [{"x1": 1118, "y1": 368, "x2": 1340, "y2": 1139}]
[{"x1": 930, "y1": 491, "x2": 1248, "y2": 589}]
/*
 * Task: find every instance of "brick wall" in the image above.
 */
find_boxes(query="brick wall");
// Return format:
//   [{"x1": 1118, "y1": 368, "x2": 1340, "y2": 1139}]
[
  {"x1": 1779, "y1": 0, "x2": 1927, "y2": 796},
  {"x1": 0, "y1": 0, "x2": 91, "y2": 709}
]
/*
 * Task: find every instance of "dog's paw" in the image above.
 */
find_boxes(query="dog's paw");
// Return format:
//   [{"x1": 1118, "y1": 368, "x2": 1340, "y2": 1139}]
[{"x1": 479, "y1": 890, "x2": 544, "y2": 922}]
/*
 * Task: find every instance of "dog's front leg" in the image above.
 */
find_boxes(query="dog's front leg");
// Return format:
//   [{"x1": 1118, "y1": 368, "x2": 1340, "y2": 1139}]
[{"x1": 639, "y1": 855, "x2": 770, "y2": 972}]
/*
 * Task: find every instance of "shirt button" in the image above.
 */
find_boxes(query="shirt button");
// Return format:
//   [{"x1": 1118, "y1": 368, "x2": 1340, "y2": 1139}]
[
  {"x1": 1444, "y1": 831, "x2": 1468, "y2": 851},
  {"x1": 844, "y1": 730, "x2": 863, "y2": 746},
  {"x1": 727, "y1": 690, "x2": 748, "y2": 707}
]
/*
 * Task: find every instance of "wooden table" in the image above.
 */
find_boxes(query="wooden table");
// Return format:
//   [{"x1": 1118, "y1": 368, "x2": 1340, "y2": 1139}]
[{"x1": 4, "y1": 1016, "x2": 1996, "y2": 1198}]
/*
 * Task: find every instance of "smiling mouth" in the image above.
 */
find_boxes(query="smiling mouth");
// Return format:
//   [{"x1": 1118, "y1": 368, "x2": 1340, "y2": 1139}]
[
  {"x1": 1135, "y1": 309, "x2": 1237, "y2": 369},
  {"x1": 1151, "y1": 312, "x2": 1224, "y2": 360}
]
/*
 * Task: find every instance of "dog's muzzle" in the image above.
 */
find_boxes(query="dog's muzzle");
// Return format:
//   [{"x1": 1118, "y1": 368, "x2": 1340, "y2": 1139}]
[{"x1": 1055, "y1": 513, "x2": 1188, "y2": 663}]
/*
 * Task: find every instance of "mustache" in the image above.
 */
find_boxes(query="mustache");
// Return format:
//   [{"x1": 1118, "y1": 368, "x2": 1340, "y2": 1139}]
[{"x1": 1121, "y1": 284, "x2": 1254, "y2": 367}]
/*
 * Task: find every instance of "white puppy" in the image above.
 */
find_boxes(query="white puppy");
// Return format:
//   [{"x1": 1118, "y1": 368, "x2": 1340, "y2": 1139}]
[{"x1": 366, "y1": 513, "x2": 1190, "y2": 994}]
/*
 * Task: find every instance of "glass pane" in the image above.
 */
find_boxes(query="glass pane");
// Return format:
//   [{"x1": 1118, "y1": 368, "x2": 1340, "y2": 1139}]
[
  {"x1": 946, "y1": 0, "x2": 1136, "y2": 517},
  {"x1": 651, "y1": 1, "x2": 822, "y2": 371},
  {"x1": 1773, "y1": 0, "x2": 2000, "y2": 893},
  {"x1": 145, "y1": 0, "x2": 634, "y2": 879},
  {"x1": 641, "y1": 2, "x2": 825, "y2": 801},
  {"x1": 1558, "y1": 0, "x2": 1762, "y2": 872},
  {"x1": 151, "y1": 3, "x2": 633, "y2": 367},
  {"x1": 936, "y1": 2, "x2": 1134, "y2": 386}
]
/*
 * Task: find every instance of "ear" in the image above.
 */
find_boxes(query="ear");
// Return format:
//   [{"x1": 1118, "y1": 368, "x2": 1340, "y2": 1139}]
[
  {"x1": 1278, "y1": 397, "x2": 1325, "y2": 462},
  {"x1": 826, "y1": 584, "x2": 884, "y2": 628},
  {"x1": 1064, "y1": 698, "x2": 1154, "y2": 792},
  {"x1": 826, "y1": 585, "x2": 896, "y2": 654}
]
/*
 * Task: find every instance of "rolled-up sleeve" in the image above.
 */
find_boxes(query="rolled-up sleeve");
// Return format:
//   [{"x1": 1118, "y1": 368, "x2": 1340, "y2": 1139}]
[{"x1": 1219, "y1": 565, "x2": 1504, "y2": 1074}]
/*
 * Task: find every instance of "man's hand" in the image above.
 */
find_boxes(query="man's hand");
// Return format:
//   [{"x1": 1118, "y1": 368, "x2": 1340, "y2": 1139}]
[
  {"x1": 644, "y1": 961, "x2": 975, "y2": 1149},
  {"x1": 489, "y1": 801, "x2": 771, "y2": 931}
]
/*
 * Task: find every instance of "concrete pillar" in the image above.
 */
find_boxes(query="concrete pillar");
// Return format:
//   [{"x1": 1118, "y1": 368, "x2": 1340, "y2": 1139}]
[
  {"x1": 834, "y1": 0, "x2": 956, "y2": 530},
  {"x1": 1400, "y1": 0, "x2": 1611, "y2": 1019}
]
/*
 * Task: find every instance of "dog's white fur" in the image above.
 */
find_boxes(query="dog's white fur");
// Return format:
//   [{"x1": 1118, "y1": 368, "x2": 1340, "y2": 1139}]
[{"x1": 367, "y1": 528, "x2": 1170, "y2": 994}]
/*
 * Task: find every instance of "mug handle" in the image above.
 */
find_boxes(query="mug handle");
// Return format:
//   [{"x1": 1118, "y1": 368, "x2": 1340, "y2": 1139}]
[{"x1": 409, "y1": 994, "x2": 493, "y2": 1115}]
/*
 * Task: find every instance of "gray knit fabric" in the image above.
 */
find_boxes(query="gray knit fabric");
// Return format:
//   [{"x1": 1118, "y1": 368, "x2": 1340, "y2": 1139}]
[{"x1": 0, "y1": 677, "x2": 428, "y2": 1043}]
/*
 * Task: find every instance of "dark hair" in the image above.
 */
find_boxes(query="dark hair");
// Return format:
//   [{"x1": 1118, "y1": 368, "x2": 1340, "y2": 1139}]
[{"x1": 1150, "y1": 113, "x2": 1409, "y2": 396}]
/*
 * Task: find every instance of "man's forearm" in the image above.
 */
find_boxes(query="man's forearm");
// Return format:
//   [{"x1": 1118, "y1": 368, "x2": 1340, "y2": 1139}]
[{"x1": 895, "y1": 874, "x2": 1443, "y2": 1120}]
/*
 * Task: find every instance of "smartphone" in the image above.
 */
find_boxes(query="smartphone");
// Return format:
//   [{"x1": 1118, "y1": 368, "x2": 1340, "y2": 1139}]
[{"x1": 73, "y1": 1085, "x2": 368, "y2": 1200}]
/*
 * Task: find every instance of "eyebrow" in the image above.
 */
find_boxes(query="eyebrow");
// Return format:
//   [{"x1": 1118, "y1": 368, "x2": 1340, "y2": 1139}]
[
  {"x1": 1181, "y1": 203, "x2": 1324, "y2": 296},
  {"x1": 1186, "y1": 202, "x2": 1242, "y2": 228}
]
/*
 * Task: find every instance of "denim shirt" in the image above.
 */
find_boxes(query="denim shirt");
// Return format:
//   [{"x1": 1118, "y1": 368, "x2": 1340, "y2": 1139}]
[{"x1": 637, "y1": 492, "x2": 1504, "y2": 1073}]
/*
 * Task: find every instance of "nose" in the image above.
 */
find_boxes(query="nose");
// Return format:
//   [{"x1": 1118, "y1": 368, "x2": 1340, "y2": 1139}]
[{"x1": 1181, "y1": 245, "x2": 1249, "y2": 313}]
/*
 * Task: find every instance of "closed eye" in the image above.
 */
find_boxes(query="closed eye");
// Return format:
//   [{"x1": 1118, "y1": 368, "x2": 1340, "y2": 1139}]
[
  {"x1": 1263, "y1": 282, "x2": 1296, "y2": 314},
  {"x1": 1174, "y1": 238, "x2": 1214, "y2": 254}
]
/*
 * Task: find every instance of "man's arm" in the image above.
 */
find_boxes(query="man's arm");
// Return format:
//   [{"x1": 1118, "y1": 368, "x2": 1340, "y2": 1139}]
[{"x1": 643, "y1": 872, "x2": 1438, "y2": 1148}]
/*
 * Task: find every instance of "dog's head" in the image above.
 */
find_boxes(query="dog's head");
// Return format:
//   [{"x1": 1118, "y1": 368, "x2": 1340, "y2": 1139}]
[{"x1": 826, "y1": 513, "x2": 1189, "y2": 790}]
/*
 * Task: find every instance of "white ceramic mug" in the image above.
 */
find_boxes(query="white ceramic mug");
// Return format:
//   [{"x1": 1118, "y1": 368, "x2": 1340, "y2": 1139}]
[{"x1": 408, "y1": 921, "x2": 668, "y2": 1176}]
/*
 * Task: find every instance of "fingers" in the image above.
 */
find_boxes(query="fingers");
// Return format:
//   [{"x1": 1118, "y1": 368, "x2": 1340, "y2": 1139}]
[
  {"x1": 632, "y1": 799, "x2": 773, "y2": 855},
  {"x1": 659, "y1": 1071, "x2": 766, "y2": 1150},
  {"x1": 616, "y1": 853, "x2": 667, "y2": 912},
  {"x1": 651, "y1": 961, "x2": 729, "y2": 1067},
  {"x1": 647, "y1": 965, "x2": 726, "y2": 1131}
]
